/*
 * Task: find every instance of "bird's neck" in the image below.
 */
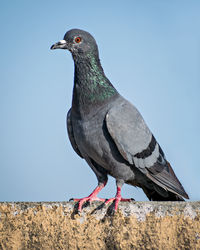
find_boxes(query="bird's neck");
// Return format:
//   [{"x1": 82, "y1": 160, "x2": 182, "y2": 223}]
[{"x1": 72, "y1": 55, "x2": 118, "y2": 116}]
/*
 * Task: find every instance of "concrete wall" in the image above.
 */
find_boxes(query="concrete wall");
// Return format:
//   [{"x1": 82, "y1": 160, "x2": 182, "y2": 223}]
[{"x1": 0, "y1": 201, "x2": 200, "y2": 249}]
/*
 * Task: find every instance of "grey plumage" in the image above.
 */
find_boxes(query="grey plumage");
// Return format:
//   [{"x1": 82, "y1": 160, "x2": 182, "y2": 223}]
[{"x1": 51, "y1": 29, "x2": 189, "y2": 210}]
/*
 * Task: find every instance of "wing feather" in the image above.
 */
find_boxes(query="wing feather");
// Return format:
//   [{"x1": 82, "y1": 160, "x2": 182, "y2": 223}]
[
  {"x1": 106, "y1": 100, "x2": 189, "y2": 199},
  {"x1": 66, "y1": 109, "x2": 83, "y2": 158}
]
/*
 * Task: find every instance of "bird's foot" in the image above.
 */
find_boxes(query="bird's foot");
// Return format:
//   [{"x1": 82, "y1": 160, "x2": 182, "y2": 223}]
[
  {"x1": 70, "y1": 181, "x2": 107, "y2": 212},
  {"x1": 105, "y1": 186, "x2": 134, "y2": 211},
  {"x1": 105, "y1": 197, "x2": 133, "y2": 211},
  {"x1": 73, "y1": 196, "x2": 105, "y2": 211}
]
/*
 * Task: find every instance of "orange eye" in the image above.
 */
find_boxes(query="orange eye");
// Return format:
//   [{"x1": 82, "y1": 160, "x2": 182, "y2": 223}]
[{"x1": 75, "y1": 37, "x2": 82, "y2": 43}]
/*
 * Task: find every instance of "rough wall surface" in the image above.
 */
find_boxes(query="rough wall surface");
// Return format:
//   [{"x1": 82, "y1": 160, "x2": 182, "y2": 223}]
[{"x1": 0, "y1": 201, "x2": 200, "y2": 249}]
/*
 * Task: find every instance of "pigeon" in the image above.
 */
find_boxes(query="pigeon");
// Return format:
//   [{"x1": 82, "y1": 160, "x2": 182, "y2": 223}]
[{"x1": 51, "y1": 29, "x2": 189, "y2": 211}]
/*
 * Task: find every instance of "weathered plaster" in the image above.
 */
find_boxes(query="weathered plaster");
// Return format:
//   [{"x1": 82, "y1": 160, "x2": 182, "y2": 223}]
[{"x1": 0, "y1": 201, "x2": 200, "y2": 249}]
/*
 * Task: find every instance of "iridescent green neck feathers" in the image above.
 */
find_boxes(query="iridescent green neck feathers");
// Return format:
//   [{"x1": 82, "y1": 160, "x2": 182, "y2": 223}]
[{"x1": 72, "y1": 53, "x2": 118, "y2": 115}]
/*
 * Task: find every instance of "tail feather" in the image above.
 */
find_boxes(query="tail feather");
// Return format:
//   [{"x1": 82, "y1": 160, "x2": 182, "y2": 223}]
[
  {"x1": 146, "y1": 161, "x2": 189, "y2": 199},
  {"x1": 142, "y1": 185, "x2": 185, "y2": 201}
]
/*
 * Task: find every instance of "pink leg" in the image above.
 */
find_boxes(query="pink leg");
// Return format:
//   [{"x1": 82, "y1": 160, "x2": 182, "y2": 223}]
[
  {"x1": 73, "y1": 181, "x2": 107, "y2": 211},
  {"x1": 105, "y1": 186, "x2": 133, "y2": 211}
]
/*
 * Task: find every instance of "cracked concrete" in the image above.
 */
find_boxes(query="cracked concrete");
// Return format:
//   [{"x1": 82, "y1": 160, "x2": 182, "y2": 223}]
[{"x1": 0, "y1": 201, "x2": 200, "y2": 249}]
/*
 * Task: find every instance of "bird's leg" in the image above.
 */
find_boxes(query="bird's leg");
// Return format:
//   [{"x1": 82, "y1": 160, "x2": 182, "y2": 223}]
[
  {"x1": 72, "y1": 180, "x2": 107, "y2": 211},
  {"x1": 105, "y1": 180, "x2": 133, "y2": 211}
]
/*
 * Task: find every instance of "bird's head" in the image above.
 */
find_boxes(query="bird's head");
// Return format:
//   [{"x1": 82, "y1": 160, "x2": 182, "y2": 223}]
[{"x1": 51, "y1": 29, "x2": 99, "y2": 59}]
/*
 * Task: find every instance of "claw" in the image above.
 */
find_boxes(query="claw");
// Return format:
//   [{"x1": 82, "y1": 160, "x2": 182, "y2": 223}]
[
  {"x1": 74, "y1": 196, "x2": 105, "y2": 211},
  {"x1": 105, "y1": 186, "x2": 134, "y2": 211},
  {"x1": 71, "y1": 181, "x2": 107, "y2": 212}
]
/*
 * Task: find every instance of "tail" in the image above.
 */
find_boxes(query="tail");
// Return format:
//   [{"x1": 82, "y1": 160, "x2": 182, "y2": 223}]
[
  {"x1": 142, "y1": 185, "x2": 185, "y2": 201},
  {"x1": 143, "y1": 161, "x2": 189, "y2": 201}
]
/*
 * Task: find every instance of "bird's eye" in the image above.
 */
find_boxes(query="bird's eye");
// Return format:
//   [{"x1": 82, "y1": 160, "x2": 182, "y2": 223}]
[{"x1": 74, "y1": 37, "x2": 82, "y2": 43}]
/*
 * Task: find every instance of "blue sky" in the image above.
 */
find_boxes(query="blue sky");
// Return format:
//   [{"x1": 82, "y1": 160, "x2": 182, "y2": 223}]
[{"x1": 1, "y1": 0, "x2": 200, "y2": 202}]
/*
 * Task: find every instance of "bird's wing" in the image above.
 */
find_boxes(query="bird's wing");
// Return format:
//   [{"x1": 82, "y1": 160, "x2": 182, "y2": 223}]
[
  {"x1": 66, "y1": 109, "x2": 83, "y2": 158},
  {"x1": 106, "y1": 100, "x2": 189, "y2": 199}
]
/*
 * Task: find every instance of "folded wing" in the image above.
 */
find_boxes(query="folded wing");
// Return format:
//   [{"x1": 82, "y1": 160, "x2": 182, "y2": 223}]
[{"x1": 106, "y1": 100, "x2": 189, "y2": 199}]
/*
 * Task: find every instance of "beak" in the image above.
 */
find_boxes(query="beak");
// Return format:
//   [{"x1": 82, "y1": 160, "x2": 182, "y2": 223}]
[{"x1": 50, "y1": 40, "x2": 68, "y2": 50}]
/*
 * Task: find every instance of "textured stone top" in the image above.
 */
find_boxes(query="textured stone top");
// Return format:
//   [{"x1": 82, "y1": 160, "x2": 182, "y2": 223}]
[{"x1": 0, "y1": 201, "x2": 200, "y2": 249}]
